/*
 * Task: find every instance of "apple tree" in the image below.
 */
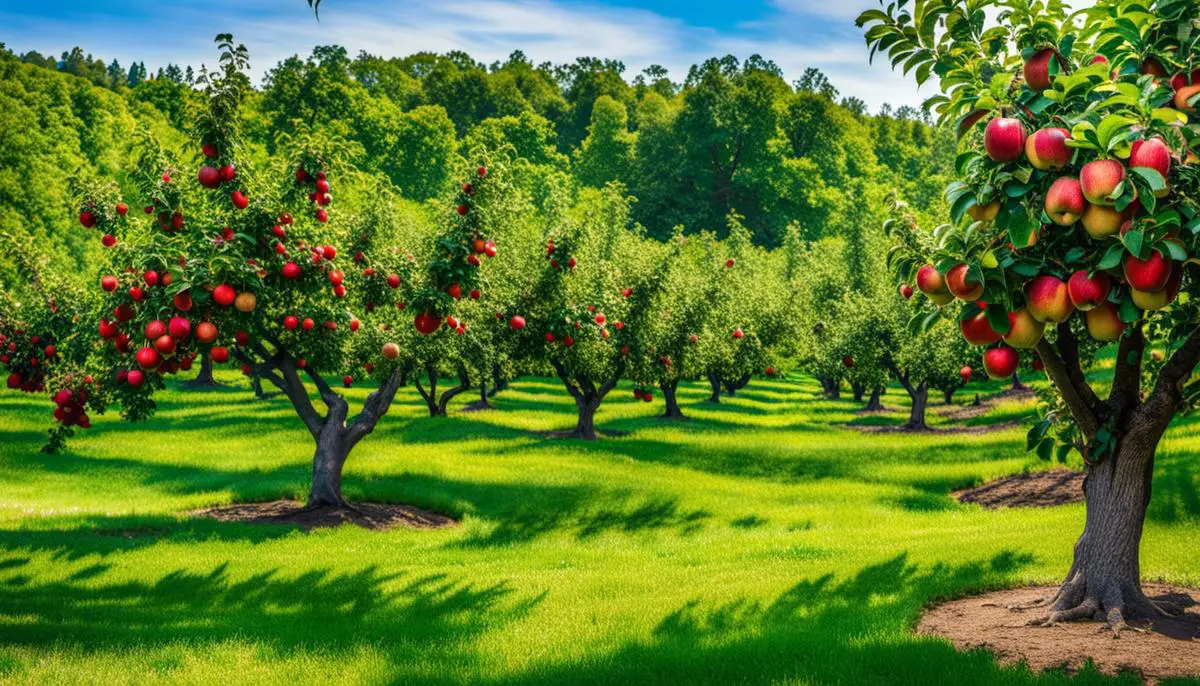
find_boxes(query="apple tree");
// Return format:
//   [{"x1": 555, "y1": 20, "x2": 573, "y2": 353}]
[{"x1": 860, "y1": 0, "x2": 1200, "y2": 631}]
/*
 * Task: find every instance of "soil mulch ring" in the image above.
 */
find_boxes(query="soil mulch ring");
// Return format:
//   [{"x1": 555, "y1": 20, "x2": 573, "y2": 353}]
[
  {"x1": 954, "y1": 470, "x2": 1084, "y2": 509},
  {"x1": 918, "y1": 584, "x2": 1200, "y2": 683},
  {"x1": 845, "y1": 420, "x2": 1020, "y2": 435},
  {"x1": 191, "y1": 499, "x2": 458, "y2": 531}
]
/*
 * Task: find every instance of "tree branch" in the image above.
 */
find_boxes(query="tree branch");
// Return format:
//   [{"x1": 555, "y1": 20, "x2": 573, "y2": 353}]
[
  {"x1": 1036, "y1": 337, "x2": 1099, "y2": 437},
  {"x1": 1135, "y1": 324, "x2": 1200, "y2": 433},
  {"x1": 1055, "y1": 323, "x2": 1103, "y2": 415},
  {"x1": 598, "y1": 358, "x2": 626, "y2": 398},
  {"x1": 1108, "y1": 324, "x2": 1144, "y2": 419},
  {"x1": 551, "y1": 359, "x2": 584, "y2": 403},
  {"x1": 345, "y1": 368, "x2": 405, "y2": 447}
]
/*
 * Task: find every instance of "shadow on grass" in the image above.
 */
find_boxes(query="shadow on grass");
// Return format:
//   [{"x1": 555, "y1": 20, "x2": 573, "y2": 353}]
[
  {"x1": 474, "y1": 551, "x2": 1142, "y2": 686},
  {"x1": 0, "y1": 557, "x2": 544, "y2": 673}
]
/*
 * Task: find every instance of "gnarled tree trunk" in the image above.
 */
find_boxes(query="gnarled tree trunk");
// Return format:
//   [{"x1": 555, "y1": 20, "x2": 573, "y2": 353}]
[
  {"x1": 184, "y1": 351, "x2": 221, "y2": 388},
  {"x1": 851, "y1": 382, "x2": 865, "y2": 403},
  {"x1": 660, "y1": 380, "x2": 684, "y2": 420},
  {"x1": 865, "y1": 386, "x2": 884, "y2": 412},
  {"x1": 552, "y1": 359, "x2": 624, "y2": 440},
  {"x1": 415, "y1": 364, "x2": 472, "y2": 416},
  {"x1": 707, "y1": 373, "x2": 722, "y2": 403},
  {"x1": 904, "y1": 382, "x2": 929, "y2": 430}
]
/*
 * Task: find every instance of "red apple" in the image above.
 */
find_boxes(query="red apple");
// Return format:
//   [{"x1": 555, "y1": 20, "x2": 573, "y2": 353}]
[
  {"x1": 282, "y1": 262, "x2": 301, "y2": 280},
  {"x1": 509, "y1": 315, "x2": 526, "y2": 330},
  {"x1": 154, "y1": 335, "x2": 176, "y2": 356},
  {"x1": 197, "y1": 166, "x2": 221, "y2": 189},
  {"x1": 1129, "y1": 138, "x2": 1171, "y2": 197},
  {"x1": 136, "y1": 347, "x2": 161, "y2": 370},
  {"x1": 1123, "y1": 250, "x2": 1171, "y2": 291},
  {"x1": 101, "y1": 275, "x2": 118, "y2": 292},
  {"x1": 1044, "y1": 177, "x2": 1086, "y2": 226},
  {"x1": 1025, "y1": 128, "x2": 1071, "y2": 170},
  {"x1": 387, "y1": 273, "x2": 400, "y2": 288},
  {"x1": 1025, "y1": 275, "x2": 1074, "y2": 323},
  {"x1": 983, "y1": 346, "x2": 1019, "y2": 379},
  {"x1": 1067, "y1": 271, "x2": 1110, "y2": 311},
  {"x1": 126, "y1": 370, "x2": 144, "y2": 387},
  {"x1": 1080, "y1": 159, "x2": 1125, "y2": 205},
  {"x1": 983, "y1": 118, "x2": 1026, "y2": 162},
  {"x1": 195, "y1": 322, "x2": 218, "y2": 343},
  {"x1": 946, "y1": 264, "x2": 984, "y2": 301},
  {"x1": 144, "y1": 320, "x2": 167, "y2": 340},
  {"x1": 213, "y1": 284, "x2": 236, "y2": 307},
  {"x1": 915, "y1": 264, "x2": 953, "y2": 305},
  {"x1": 382, "y1": 342, "x2": 400, "y2": 359},
  {"x1": 1023, "y1": 48, "x2": 1056, "y2": 91},
  {"x1": 231, "y1": 191, "x2": 249, "y2": 209},
  {"x1": 960, "y1": 306, "x2": 1002, "y2": 346},
  {"x1": 1003, "y1": 309, "x2": 1045, "y2": 349},
  {"x1": 211, "y1": 346, "x2": 230, "y2": 363},
  {"x1": 414, "y1": 312, "x2": 441, "y2": 335},
  {"x1": 168, "y1": 316, "x2": 192, "y2": 340}
]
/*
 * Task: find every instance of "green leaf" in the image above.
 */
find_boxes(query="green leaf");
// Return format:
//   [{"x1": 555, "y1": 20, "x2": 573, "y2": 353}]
[
  {"x1": 1026, "y1": 419, "x2": 1051, "y2": 451},
  {"x1": 1121, "y1": 229, "x2": 1144, "y2": 257},
  {"x1": 1097, "y1": 243, "x2": 1125, "y2": 270},
  {"x1": 1128, "y1": 166, "x2": 1167, "y2": 193}
]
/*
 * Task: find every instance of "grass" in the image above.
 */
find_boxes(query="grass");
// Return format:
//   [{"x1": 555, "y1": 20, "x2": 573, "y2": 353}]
[{"x1": 0, "y1": 370, "x2": 1197, "y2": 685}]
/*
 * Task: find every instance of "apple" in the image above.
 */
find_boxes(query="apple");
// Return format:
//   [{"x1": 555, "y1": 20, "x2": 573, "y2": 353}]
[
  {"x1": 509, "y1": 315, "x2": 526, "y2": 330},
  {"x1": 899, "y1": 284, "x2": 913, "y2": 299},
  {"x1": 231, "y1": 191, "x2": 249, "y2": 209},
  {"x1": 282, "y1": 262, "x2": 301, "y2": 279},
  {"x1": 234, "y1": 292, "x2": 256, "y2": 312},
  {"x1": 1023, "y1": 48, "x2": 1056, "y2": 91},
  {"x1": 1044, "y1": 177, "x2": 1086, "y2": 226},
  {"x1": 447, "y1": 283, "x2": 462, "y2": 299},
  {"x1": 1130, "y1": 138, "x2": 1172, "y2": 197},
  {"x1": 203, "y1": 143, "x2": 219, "y2": 158},
  {"x1": 197, "y1": 166, "x2": 221, "y2": 189},
  {"x1": 144, "y1": 320, "x2": 167, "y2": 340},
  {"x1": 414, "y1": 312, "x2": 441, "y2": 335},
  {"x1": 983, "y1": 118, "x2": 1026, "y2": 162},
  {"x1": 1003, "y1": 309, "x2": 1045, "y2": 349},
  {"x1": 79, "y1": 209, "x2": 97, "y2": 228},
  {"x1": 843, "y1": 355, "x2": 854, "y2": 368},
  {"x1": 195, "y1": 322, "x2": 218, "y2": 343},
  {"x1": 387, "y1": 273, "x2": 400, "y2": 288},
  {"x1": 967, "y1": 200, "x2": 1000, "y2": 222},
  {"x1": 213, "y1": 284, "x2": 236, "y2": 307},
  {"x1": 98, "y1": 319, "x2": 118, "y2": 339},
  {"x1": 1080, "y1": 203, "x2": 1128, "y2": 239},
  {"x1": 960, "y1": 306, "x2": 1002, "y2": 345},
  {"x1": 1085, "y1": 302, "x2": 1125, "y2": 341},
  {"x1": 1175, "y1": 84, "x2": 1200, "y2": 113},
  {"x1": 1067, "y1": 270, "x2": 1110, "y2": 311},
  {"x1": 1025, "y1": 275, "x2": 1074, "y2": 323},
  {"x1": 915, "y1": 264, "x2": 953, "y2": 305},
  {"x1": 960, "y1": 366, "x2": 972, "y2": 383},
  {"x1": 1123, "y1": 250, "x2": 1171, "y2": 291},
  {"x1": 168, "y1": 316, "x2": 192, "y2": 340},
  {"x1": 211, "y1": 347, "x2": 230, "y2": 363},
  {"x1": 115, "y1": 202, "x2": 128, "y2": 216},
  {"x1": 136, "y1": 347, "x2": 161, "y2": 370},
  {"x1": 283, "y1": 315, "x2": 299, "y2": 330},
  {"x1": 1080, "y1": 159, "x2": 1125, "y2": 205},
  {"x1": 946, "y1": 264, "x2": 984, "y2": 301},
  {"x1": 1130, "y1": 264, "x2": 1181, "y2": 310},
  {"x1": 983, "y1": 346, "x2": 1019, "y2": 378},
  {"x1": 382, "y1": 342, "x2": 400, "y2": 359},
  {"x1": 219, "y1": 164, "x2": 236, "y2": 182},
  {"x1": 1026, "y1": 127, "x2": 1071, "y2": 170},
  {"x1": 301, "y1": 318, "x2": 315, "y2": 331},
  {"x1": 102, "y1": 234, "x2": 117, "y2": 247},
  {"x1": 101, "y1": 275, "x2": 118, "y2": 292},
  {"x1": 154, "y1": 335, "x2": 176, "y2": 356},
  {"x1": 732, "y1": 328, "x2": 745, "y2": 339},
  {"x1": 126, "y1": 370, "x2": 144, "y2": 387}
]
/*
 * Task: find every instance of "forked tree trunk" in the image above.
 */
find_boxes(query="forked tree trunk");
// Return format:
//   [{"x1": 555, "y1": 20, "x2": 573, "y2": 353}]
[
  {"x1": 904, "y1": 382, "x2": 929, "y2": 430},
  {"x1": 851, "y1": 382, "x2": 865, "y2": 403},
  {"x1": 487, "y1": 364, "x2": 509, "y2": 398},
  {"x1": 723, "y1": 372, "x2": 751, "y2": 397},
  {"x1": 707, "y1": 373, "x2": 722, "y2": 403},
  {"x1": 551, "y1": 359, "x2": 624, "y2": 440},
  {"x1": 309, "y1": 429, "x2": 350, "y2": 508},
  {"x1": 572, "y1": 396, "x2": 600, "y2": 439},
  {"x1": 865, "y1": 386, "x2": 884, "y2": 412},
  {"x1": 818, "y1": 376, "x2": 841, "y2": 399},
  {"x1": 660, "y1": 381, "x2": 684, "y2": 420},
  {"x1": 416, "y1": 365, "x2": 472, "y2": 416},
  {"x1": 185, "y1": 351, "x2": 221, "y2": 387}
]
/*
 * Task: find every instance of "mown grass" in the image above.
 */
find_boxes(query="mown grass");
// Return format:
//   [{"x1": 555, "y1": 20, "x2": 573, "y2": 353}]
[{"x1": 0, "y1": 370, "x2": 1196, "y2": 685}]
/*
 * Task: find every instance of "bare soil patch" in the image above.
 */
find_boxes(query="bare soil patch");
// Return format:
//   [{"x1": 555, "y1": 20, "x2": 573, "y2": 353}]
[
  {"x1": 918, "y1": 584, "x2": 1200, "y2": 683},
  {"x1": 954, "y1": 470, "x2": 1084, "y2": 509},
  {"x1": 191, "y1": 499, "x2": 458, "y2": 531},
  {"x1": 938, "y1": 387, "x2": 1035, "y2": 420}
]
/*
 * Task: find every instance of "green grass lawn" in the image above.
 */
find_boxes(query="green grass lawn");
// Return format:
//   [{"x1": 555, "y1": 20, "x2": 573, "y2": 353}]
[{"x1": 0, "y1": 371, "x2": 1197, "y2": 685}]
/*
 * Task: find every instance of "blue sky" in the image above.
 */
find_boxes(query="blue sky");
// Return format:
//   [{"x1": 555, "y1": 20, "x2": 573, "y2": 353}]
[{"x1": 2, "y1": 0, "x2": 934, "y2": 110}]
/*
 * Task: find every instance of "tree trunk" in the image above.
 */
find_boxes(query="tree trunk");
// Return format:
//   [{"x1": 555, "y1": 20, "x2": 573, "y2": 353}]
[
  {"x1": 1012, "y1": 372, "x2": 1028, "y2": 391},
  {"x1": 416, "y1": 366, "x2": 442, "y2": 417},
  {"x1": 571, "y1": 397, "x2": 600, "y2": 439},
  {"x1": 1032, "y1": 427, "x2": 1167, "y2": 633},
  {"x1": 865, "y1": 386, "x2": 884, "y2": 412},
  {"x1": 308, "y1": 431, "x2": 350, "y2": 508},
  {"x1": 660, "y1": 381, "x2": 684, "y2": 420},
  {"x1": 184, "y1": 351, "x2": 221, "y2": 387},
  {"x1": 818, "y1": 376, "x2": 841, "y2": 399},
  {"x1": 469, "y1": 381, "x2": 492, "y2": 410},
  {"x1": 436, "y1": 367, "x2": 472, "y2": 415},
  {"x1": 707, "y1": 373, "x2": 722, "y2": 403},
  {"x1": 943, "y1": 388, "x2": 955, "y2": 404},
  {"x1": 904, "y1": 382, "x2": 929, "y2": 430},
  {"x1": 487, "y1": 363, "x2": 509, "y2": 398},
  {"x1": 723, "y1": 373, "x2": 751, "y2": 397},
  {"x1": 851, "y1": 382, "x2": 865, "y2": 403}
]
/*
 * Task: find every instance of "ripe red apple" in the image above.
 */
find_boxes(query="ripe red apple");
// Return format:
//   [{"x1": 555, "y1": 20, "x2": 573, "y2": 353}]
[
  {"x1": 301, "y1": 318, "x2": 315, "y2": 331},
  {"x1": 1025, "y1": 275, "x2": 1074, "y2": 323},
  {"x1": 211, "y1": 346, "x2": 230, "y2": 363},
  {"x1": 509, "y1": 315, "x2": 526, "y2": 330},
  {"x1": 983, "y1": 118, "x2": 1026, "y2": 162},
  {"x1": 79, "y1": 209, "x2": 97, "y2": 228},
  {"x1": 144, "y1": 270, "x2": 159, "y2": 287},
  {"x1": 1025, "y1": 127, "x2": 1072, "y2": 170},
  {"x1": 1067, "y1": 270, "x2": 1110, "y2": 311},
  {"x1": 732, "y1": 328, "x2": 745, "y2": 339},
  {"x1": 456, "y1": 204, "x2": 469, "y2": 216},
  {"x1": 282, "y1": 262, "x2": 301, "y2": 280},
  {"x1": 231, "y1": 191, "x2": 249, "y2": 210},
  {"x1": 1129, "y1": 138, "x2": 1172, "y2": 197},
  {"x1": 960, "y1": 366, "x2": 972, "y2": 383},
  {"x1": 899, "y1": 284, "x2": 913, "y2": 299},
  {"x1": 1023, "y1": 48, "x2": 1056, "y2": 91},
  {"x1": 945, "y1": 264, "x2": 984, "y2": 301},
  {"x1": 1044, "y1": 177, "x2": 1085, "y2": 226},
  {"x1": 154, "y1": 335, "x2": 176, "y2": 356},
  {"x1": 126, "y1": 369, "x2": 144, "y2": 387},
  {"x1": 315, "y1": 209, "x2": 328, "y2": 223},
  {"x1": 195, "y1": 322, "x2": 218, "y2": 343},
  {"x1": 203, "y1": 143, "x2": 219, "y2": 158},
  {"x1": 172, "y1": 291, "x2": 192, "y2": 312},
  {"x1": 283, "y1": 315, "x2": 299, "y2": 330},
  {"x1": 414, "y1": 312, "x2": 441, "y2": 335},
  {"x1": 1003, "y1": 309, "x2": 1045, "y2": 349},
  {"x1": 447, "y1": 283, "x2": 462, "y2": 299},
  {"x1": 113, "y1": 304, "x2": 135, "y2": 322},
  {"x1": 1081, "y1": 204, "x2": 1128, "y2": 239},
  {"x1": 168, "y1": 316, "x2": 191, "y2": 340},
  {"x1": 382, "y1": 342, "x2": 400, "y2": 360},
  {"x1": 960, "y1": 306, "x2": 1002, "y2": 346},
  {"x1": 101, "y1": 234, "x2": 117, "y2": 247},
  {"x1": 136, "y1": 347, "x2": 161, "y2": 370},
  {"x1": 1124, "y1": 250, "x2": 1171, "y2": 292},
  {"x1": 386, "y1": 273, "x2": 400, "y2": 288},
  {"x1": 144, "y1": 320, "x2": 167, "y2": 340},
  {"x1": 1080, "y1": 159, "x2": 1125, "y2": 205},
  {"x1": 101, "y1": 275, "x2": 118, "y2": 292},
  {"x1": 983, "y1": 346, "x2": 1019, "y2": 379},
  {"x1": 915, "y1": 264, "x2": 953, "y2": 305},
  {"x1": 1084, "y1": 302, "x2": 1125, "y2": 341},
  {"x1": 219, "y1": 164, "x2": 236, "y2": 182},
  {"x1": 213, "y1": 284, "x2": 236, "y2": 307},
  {"x1": 545, "y1": 332, "x2": 556, "y2": 342},
  {"x1": 1131, "y1": 264, "x2": 1181, "y2": 310},
  {"x1": 98, "y1": 319, "x2": 118, "y2": 339},
  {"x1": 725, "y1": 258, "x2": 735, "y2": 268},
  {"x1": 197, "y1": 166, "x2": 221, "y2": 189},
  {"x1": 115, "y1": 202, "x2": 128, "y2": 216}
]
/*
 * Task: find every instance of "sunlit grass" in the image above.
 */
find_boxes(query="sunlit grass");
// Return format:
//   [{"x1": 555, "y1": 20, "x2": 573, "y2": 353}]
[{"x1": 0, "y1": 370, "x2": 1196, "y2": 684}]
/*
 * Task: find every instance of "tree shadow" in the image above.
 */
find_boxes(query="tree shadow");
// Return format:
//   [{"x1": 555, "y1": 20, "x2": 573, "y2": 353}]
[
  {"x1": 0, "y1": 557, "x2": 544, "y2": 670},
  {"x1": 473, "y1": 551, "x2": 1135, "y2": 686},
  {"x1": 1147, "y1": 456, "x2": 1200, "y2": 524}
]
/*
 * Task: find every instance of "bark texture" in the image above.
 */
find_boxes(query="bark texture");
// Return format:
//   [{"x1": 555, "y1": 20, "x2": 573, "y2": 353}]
[
  {"x1": 660, "y1": 381, "x2": 685, "y2": 420},
  {"x1": 551, "y1": 359, "x2": 624, "y2": 440},
  {"x1": 707, "y1": 373, "x2": 722, "y2": 403},
  {"x1": 865, "y1": 386, "x2": 884, "y2": 412},
  {"x1": 184, "y1": 351, "x2": 221, "y2": 388}
]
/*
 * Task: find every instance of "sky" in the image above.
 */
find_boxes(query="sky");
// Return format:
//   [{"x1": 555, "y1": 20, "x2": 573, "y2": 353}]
[{"x1": 2, "y1": 0, "x2": 957, "y2": 111}]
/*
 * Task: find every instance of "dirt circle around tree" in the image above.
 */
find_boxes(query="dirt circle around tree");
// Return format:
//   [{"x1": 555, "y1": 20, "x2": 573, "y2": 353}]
[
  {"x1": 953, "y1": 469, "x2": 1084, "y2": 509},
  {"x1": 917, "y1": 584, "x2": 1200, "y2": 683},
  {"x1": 191, "y1": 499, "x2": 459, "y2": 531}
]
